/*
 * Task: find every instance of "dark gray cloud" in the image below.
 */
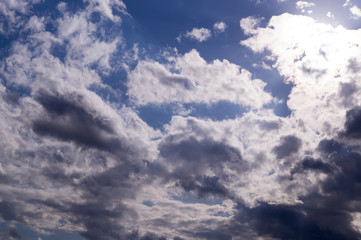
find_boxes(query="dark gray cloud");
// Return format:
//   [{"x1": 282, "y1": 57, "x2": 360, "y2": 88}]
[
  {"x1": 1, "y1": 90, "x2": 20, "y2": 105},
  {"x1": 0, "y1": 226, "x2": 22, "y2": 240},
  {"x1": 235, "y1": 202, "x2": 357, "y2": 240},
  {"x1": 226, "y1": 137, "x2": 361, "y2": 240},
  {"x1": 0, "y1": 201, "x2": 26, "y2": 222},
  {"x1": 8, "y1": 227, "x2": 22, "y2": 240},
  {"x1": 27, "y1": 161, "x2": 146, "y2": 240},
  {"x1": 159, "y1": 136, "x2": 245, "y2": 198},
  {"x1": 257, "y1": 119, "x2": 281, "y2": 131},
  {"x1": 126, "y1": 230, "x2": 185, "y2": 240},
  {"x1": 340, "y1": 106, "x2": 361, "y2": 139},
  {"x1": 174, "y1": 175, "x2": 228, "y2": 198},
  {"x1": 339, "y1": 82, "x2": 357, "y2": 107},
  {"x1": 273, "y1": 135, "x2": 302, "y2": 159},
  {"x1": 32, "y1": 93, "x2": 127, "y2": 154},
  {"x1": 159, "y1": 75, "x2": 194, "y2": 90},
  {"x1": 290, "y1": 156, "x2": 333, "y2": 177},
  {"x1": 185, "y1": 230, "x2": 232, "y2": 240},
  {"x1": 301, "y1": 64, "x2": 327, "y2": 78}
]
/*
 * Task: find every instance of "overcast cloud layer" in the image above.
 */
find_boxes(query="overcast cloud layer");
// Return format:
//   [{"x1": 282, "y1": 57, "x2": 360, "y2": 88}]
[{"x1": 1, "y1": 0, "x2": 361, "y2": 239}]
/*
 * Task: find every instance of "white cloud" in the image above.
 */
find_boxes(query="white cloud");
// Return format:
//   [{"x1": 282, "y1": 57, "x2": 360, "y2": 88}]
[
  {"x1": 327, "y1": 11, "x2": 335, "y2": 19},
  {"x1": 25, "y1": 16, "x2": 45, "y2": 32},
  {"x1": 296, "y1": 1, "x2": 315, "y2": 13},
  {"x1": 159, "y1": 111, "x2": 314, "y2": 207},
  {"x1": 213, "y1": 21, "x2": 227, "y2": 33},
  {"x1": 240, "y1": 16, "x2": 263, "y2": 35},
  {"x1": 86, "y1": 0, "x2": 128, "y2": 22},
  {"x1": 184, "y1": 27, "x2": 212, "y2": 42},
  {"x1": 127, "y1": 49, "x2": 273, "y2": 108},
  {"x1": 350, "y1": 5, "x2": 361, "y2": 19},
  {"x1": 241, "y1": 13, "x2": 361, "y2": 138},
  {"x1": 3, "y1": 1, "x2": 361, "y2": 239},
  {"x1": 343, "y1": 0, "x2": 351, "y2": 7},
  {"x1": 57, "y1": 9, "x2": 120, "y2": 70},
  {"x1": 0, "y1": 0, "x2": 42, "y2": 34}
]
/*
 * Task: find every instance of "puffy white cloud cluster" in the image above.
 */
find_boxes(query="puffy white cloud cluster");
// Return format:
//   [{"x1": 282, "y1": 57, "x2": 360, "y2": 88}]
[
  {"x1": 241, "y1": 13, "x2": 361, "y2": 137},
  {"x1": 128, "y1": 49, "x2": 273, "y2": 108},
  {"x1": 240, "y1": 16, "x2": 263, "y2": 36},
  {"x1": 350, "y1": 5, "x2": 361, "y2": 19},
  {"x1": 213, "y1": 21, "x2": 227, "y2": 33}
]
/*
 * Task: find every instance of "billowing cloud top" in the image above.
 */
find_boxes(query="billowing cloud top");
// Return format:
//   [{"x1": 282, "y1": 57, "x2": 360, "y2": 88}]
[
  {"x1": 127, "y1": 49, "x2": 272, "y2": 108},
  {"x1": 1, "y1": 0, "x2": 361, "y2": 240}
]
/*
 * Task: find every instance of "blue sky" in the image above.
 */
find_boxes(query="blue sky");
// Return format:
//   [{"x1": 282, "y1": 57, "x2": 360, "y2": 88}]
[{"x1": 1, "y1": 0, "x2": 361, "y2": 239}]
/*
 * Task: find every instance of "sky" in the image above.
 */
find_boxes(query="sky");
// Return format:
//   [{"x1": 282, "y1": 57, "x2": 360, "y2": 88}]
[{"x1": 1, "y1": 0, "x2": 361, "y2": 239}]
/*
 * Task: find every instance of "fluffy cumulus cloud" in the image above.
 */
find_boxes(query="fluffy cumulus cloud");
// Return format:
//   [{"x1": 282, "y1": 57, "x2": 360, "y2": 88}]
[
  {"x1": 296, "y1": 1, "x2": 315, "y2": 13},
  {"x1": 350, "y1": 5, "x2": 361, "y2": 19},
  {"x1": 239, "y1": 12, "x2": 361, "y2": 239},
  {"x1": 2, "y1": 1, "x2": 361, "y2": 240},
  {"x1": 242, "y1": 13, "x2": 361, "y2": 136},
  {"x1": 182, "y1": 27, "x2": 212, "y2": 42},
  {"x1": 213, "y1": 21, "x2": 227, "y2": 32},
  {"x1": 127, "y1": 49, "x2": 273, "y2": 108},
  {"x1": 240, "y1": 16, "x2": 263, "y2": 35}
]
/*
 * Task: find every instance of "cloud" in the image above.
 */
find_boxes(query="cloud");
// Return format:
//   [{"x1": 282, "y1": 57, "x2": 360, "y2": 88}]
[
  {"x1": 240, "y1": 16, "x2": 263, "y2": 35},
  {"x1": 32, "y1": 92, "x2": 126, "y2": 154},
  {"x1": 296, "y1": 1, "x2": 315, "y2": 9},
  {"x1": 343, "y1": 0, "x2": 351, "y2": 7},
  {"x1": 340, "y1": 106, "x2": 361, "y2": 139},
  {"x1": 327, "y1": 11, "x2": 335, "y2": 19},
  {"x1": 236, "y1": 14, "x2": 361, "y2": 238},
  {"x1": 3, "y1": 0, "x2": 361, "y2": 239},
  {"x1": 290, "y1": 156, "x2": 333, "y2": 177},
  {"x1": 0, "y1": 0, "x2": 42, "y2": 34},
  {"x1": 159, "y1": 135, "x2": 245, "y2": 198},
  {"x1": 272, "y1": 135, "x2": 302, "y2": 159},
  {"x1": 57, "y1": 10, "x2": 120, "y2": 70},
  {"x1": 0, "y1": 77, "x2": 161, "y2": 239},
  {"x1": 0, "y1": 3, "x2": 161, "y2": 239},
  {"x1": 241, "y1": 13, "x2": 361, "y2": 139},
  {"x1": 350, "y1": 5, "x2": 361, "y2": 19},
  {"x1": 296, "y1": 1, "x2": 315, "y2": 13},
  {"x1": 178, "y1": 22, "x2": 227, "y2": 43},
  {"x1": 86, "y1": 0, "x2": 127, "y2": 22},
  {"x1": 181, "y1": 27, "x2": 212, "y2": 42},
  {"x1": 213, "y1": 21, "x2": 227, "y2": 33},
  {"x1": 127, "y1": 49, "x2": 273, "y2": 108},
  {"x1": 226, "y1": 133, "x2": 361, "y2": 240}
]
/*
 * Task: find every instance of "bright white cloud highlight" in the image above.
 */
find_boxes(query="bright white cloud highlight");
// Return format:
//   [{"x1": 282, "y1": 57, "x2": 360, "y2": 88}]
[{"x1": 241, "y1": 13, "x2": 361, "y2": 137}]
